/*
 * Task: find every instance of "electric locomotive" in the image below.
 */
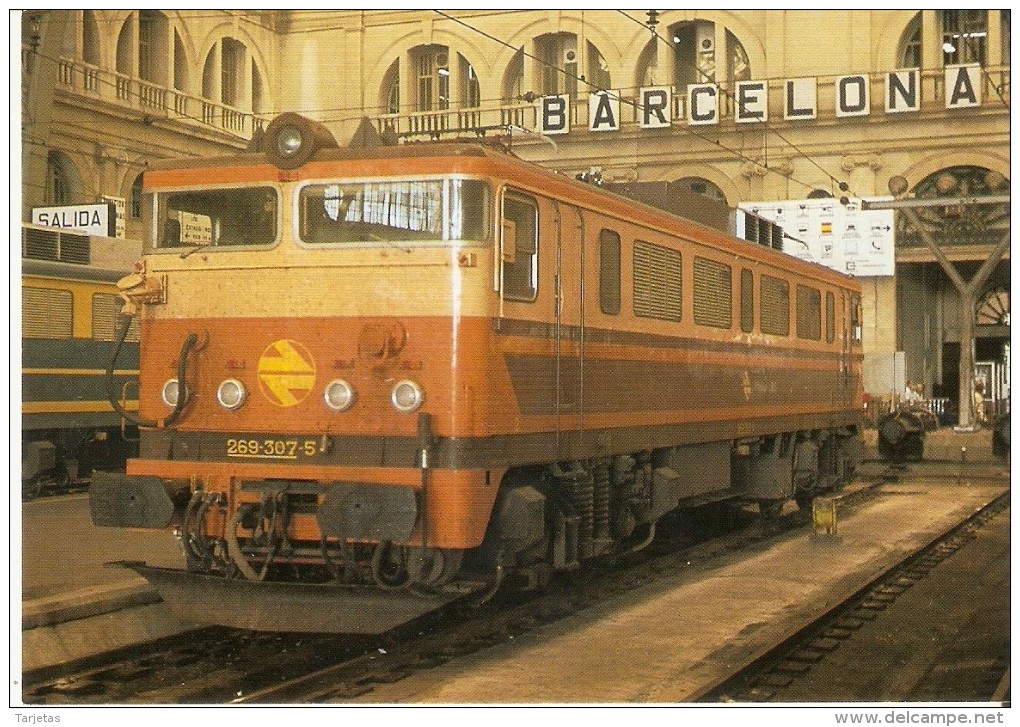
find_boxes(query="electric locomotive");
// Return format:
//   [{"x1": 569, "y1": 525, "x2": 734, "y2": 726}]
[
  {"x1": 91, "y1": 113, "x2": 864, "y2": 633},
  {"x1": 22, "y1": 224, "x2": 141, "y2": 497}
]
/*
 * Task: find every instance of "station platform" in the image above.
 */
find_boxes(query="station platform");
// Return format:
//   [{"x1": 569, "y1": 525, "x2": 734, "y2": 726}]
[
  {"x1": 19, "y1": 493, "x2": 194, "y2": 674},
  {"x1": 349, "y1": 479, "x2": 1009, "y2": 703}
]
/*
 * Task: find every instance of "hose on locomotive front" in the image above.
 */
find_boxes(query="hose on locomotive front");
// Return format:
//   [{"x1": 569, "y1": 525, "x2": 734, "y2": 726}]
[{"x1": 106, "y1": 312, "x2": 198, "y2": 429}]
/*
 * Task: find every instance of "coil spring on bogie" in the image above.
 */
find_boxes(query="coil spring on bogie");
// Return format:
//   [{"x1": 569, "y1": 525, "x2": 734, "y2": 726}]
[
  {"x1": 553, "y1": 462, "x2": 595, "y2": 561},
  {"x1": 592, "y1": 459, "x2": 611, "y2": 543}
]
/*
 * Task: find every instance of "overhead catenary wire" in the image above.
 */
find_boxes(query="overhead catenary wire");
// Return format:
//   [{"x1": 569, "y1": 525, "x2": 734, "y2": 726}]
[
  {"x1": 614, "y1": 10, "x2": 859, "y2": 199},
  {"x1": 431, "y1": 10, "x2": 854, "y2": 199}
]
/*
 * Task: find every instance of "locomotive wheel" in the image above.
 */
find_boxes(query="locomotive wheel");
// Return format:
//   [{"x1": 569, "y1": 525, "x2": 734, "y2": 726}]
[
  {"x1": 758, "y1": 499, "x2": 784, "y2": 519},
  {"x1": 371, "y1": 541, "x2": 411, "y2": 589},
  {"x1": 407, "y1": 547, "x2": 464, "y2": 588},
  {"x1": 795, "y1": 495, "x2": 815, "y2": 511}
]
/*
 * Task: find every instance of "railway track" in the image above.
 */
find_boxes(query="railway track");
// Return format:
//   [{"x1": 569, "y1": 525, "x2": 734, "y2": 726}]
[
  {"x1": 694, "y1": 489, "x2": 1011, "y2": 703},
  {"x1": 21, "y1": 462, "x2": 1005, "y2": 704}
]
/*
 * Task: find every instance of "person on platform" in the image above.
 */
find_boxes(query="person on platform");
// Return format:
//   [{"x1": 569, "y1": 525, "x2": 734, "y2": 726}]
[{"x1": 973, "y1": 380, "x2": 989, "y2": 426}]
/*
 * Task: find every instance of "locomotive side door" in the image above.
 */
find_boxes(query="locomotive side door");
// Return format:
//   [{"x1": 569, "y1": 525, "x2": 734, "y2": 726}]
[
  {"x1": 839, "y1": 290, "x2": 853, "y2": 406},
  {"x1": 553, "y1": 201, "x2": 586, "y2": 456}
]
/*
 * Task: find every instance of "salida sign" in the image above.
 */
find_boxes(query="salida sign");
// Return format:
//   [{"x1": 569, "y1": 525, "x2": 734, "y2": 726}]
[
  {"x1": 539, "y1": 64, "x2": 984, "y2": 134},
  {"x1": 31, "y1": 203, "x2": 116, "y2": 237}
]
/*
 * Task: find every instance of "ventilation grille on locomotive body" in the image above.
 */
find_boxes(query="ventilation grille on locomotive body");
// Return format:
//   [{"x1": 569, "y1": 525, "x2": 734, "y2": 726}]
[
  {"x1": 22, "y1": 226, "x2": 91, "y2": 265},
  {"x1": 633, "y1": 240, "x2": 682, "y2": 321},
  {"x1": 693, "y1": 256, "x2": 733, "y2": 329}
]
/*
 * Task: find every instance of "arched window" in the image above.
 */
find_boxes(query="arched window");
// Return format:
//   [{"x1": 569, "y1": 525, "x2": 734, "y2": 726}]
[
  {"x1": 382, "y1": 59, "x2": 400, "y2": 114},
  {"x1": 251, "y1": 59, "x2": 264, "y2": 114},
  {"x1": 941, "y1": 10, "x2": 989, "y2": 65},
  {"x1": 637, "y1": 20, "x2": 751, "y2": 94},
  {"x1": 220, "y1": 37, "x2": 245, "y2": 106},
  {"x1": 174, "y1": 31, "x2": 188, "y2": 92},
  {"x1": 669, "y1": 21, "x2": 750, "y2": 89},
  {"x1": 81, "y1": 10, "x2": 100, "y2": 66},
  {"x1": 201, "y1": 37, "x2": 261, "y2": 112},
  {"x1": 504, "y1": 50, "x2": 524, "y2": 102},
  {"x1": 900, "y1": 15, "x2": 922, "y2": 69},
  {"x1": 976, "y1": 287, "x2": 1009, "y2": 326},
  {"x1": 382, "y1": 49, "x2": 481, "y2": 114},
  {"x1": 137, "y1": 10, "x2": 167, "y2": 83},
  {"x1": 897, "y1": 166, "x2": 1010, "y2": 247},
  {"x1": 45, "y1": 152, "x2": 81, "y2": 205},
  {"x1": 537, "y1": 32, "x2": 579, "y2": 99},
  {"x1": 460, "y1": 55, "x2": 481, "y2": 108},
  {"x1": 587, "y1": 42, "x2": 611, "y2": 91},
  {"x1": 532, "y1": 33, "x2": 612, "y2": 99},
  {"x1": 412, "y1": 45, "x2": 451, "y2": 111},
  {"x1": 129, "y1": 173, "x2": 144, "y2": 219},
  {"x1": 676, "y1": 176, "x2": 728, "y2": 205},
  {"x1": 899, "y1": 10, "x2": 1009, "y2": 68},
  {"x1": 115, "y1": 17, "x2": 132, "y2": 76}
]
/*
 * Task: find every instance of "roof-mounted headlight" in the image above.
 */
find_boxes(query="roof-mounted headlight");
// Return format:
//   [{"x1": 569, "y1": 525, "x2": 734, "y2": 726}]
[
  {"x1": 276, "y1": 126, "x2": 304, "y2": 159},
  {"x1": 260, "y1": 112, "x2": 339, "y2": 170}
]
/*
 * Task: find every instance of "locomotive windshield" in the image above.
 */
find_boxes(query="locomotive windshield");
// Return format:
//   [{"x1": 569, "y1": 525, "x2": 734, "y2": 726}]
[
  {"x1": 153, "y1": 187, "x2": 278, "y2": 249},
  {"x1": 299, "y1": 178, "x2": 490, "y2": 245}
]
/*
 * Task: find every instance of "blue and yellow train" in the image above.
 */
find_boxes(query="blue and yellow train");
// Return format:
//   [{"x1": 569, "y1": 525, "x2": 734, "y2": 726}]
[{"x1": 21, "y1": 224, "x2": 141, "y2": 497}]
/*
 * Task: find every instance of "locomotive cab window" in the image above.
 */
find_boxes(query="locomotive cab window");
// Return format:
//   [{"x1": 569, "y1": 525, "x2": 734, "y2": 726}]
[
  {"x1": 501, "y1": 191, "x2": 538, "y2": 302},
  {"x1": 154, "y1": 187, "x2": 278, "y2": 249},
  {"x1": 299, "y1": 178, "x2": 490, "y2": 245}
]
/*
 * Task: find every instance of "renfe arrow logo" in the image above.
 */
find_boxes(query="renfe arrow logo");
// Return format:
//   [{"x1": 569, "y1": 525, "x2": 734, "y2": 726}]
[{"x1": 257, "y1": 339, "x2": 316, "y2": 406}]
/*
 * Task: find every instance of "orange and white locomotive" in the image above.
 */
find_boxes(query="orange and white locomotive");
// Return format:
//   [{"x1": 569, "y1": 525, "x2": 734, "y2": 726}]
[{"x1": 92, "y1": 113, "x2": 863, "y2": 633}]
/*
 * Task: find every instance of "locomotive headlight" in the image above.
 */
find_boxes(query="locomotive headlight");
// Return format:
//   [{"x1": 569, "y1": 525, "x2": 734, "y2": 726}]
[
  {"x1": 261, "y1": 113, "x2": 337, "y2": 170},
  {"x1": 324, "y1": 379, "x2": 356, "y2": 412},
  {"x1": 161, "y1": 379, "x2": 181, "y2": 408},
  {"x1": 217, "y1": 379, "x2": 247, "y2": 411},
  {"x1": 276, "y1": 125, "x2": 304, "y2": 159},
  {"x1": 391, "y1": 380, "x2": 424, "y2": 413}
]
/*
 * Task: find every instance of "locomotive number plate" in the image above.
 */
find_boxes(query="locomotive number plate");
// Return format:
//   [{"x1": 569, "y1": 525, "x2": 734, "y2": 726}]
[{"x1": 226, "y1": 438, "x2": 319, "y2": 460}]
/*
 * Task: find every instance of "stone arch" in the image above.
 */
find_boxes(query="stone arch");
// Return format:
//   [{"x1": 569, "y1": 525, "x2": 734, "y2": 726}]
[
  {"x1": 653, "y1": 10, "x2": 765, "y2": 77},
  {"x1": 872, "y1": 10, "x2": 922, "y2": 68},
  {"x1": 196, "y1": 20, "x2": 275, "y2": 111},
  {"x1": 890, "y1": 150, "x2": 1009, "y2": 195},
  {"x1": 648, "y1": 163, "x2": 741, "y2": 207},
  {"x1": 365, "y1": 28, "x2": 493, "y2": 116}
]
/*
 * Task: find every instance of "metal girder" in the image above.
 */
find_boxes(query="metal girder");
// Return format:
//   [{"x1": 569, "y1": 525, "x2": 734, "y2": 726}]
[{"x1": 862, "y1": 195, "x2": 1010, "y2": 210}]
